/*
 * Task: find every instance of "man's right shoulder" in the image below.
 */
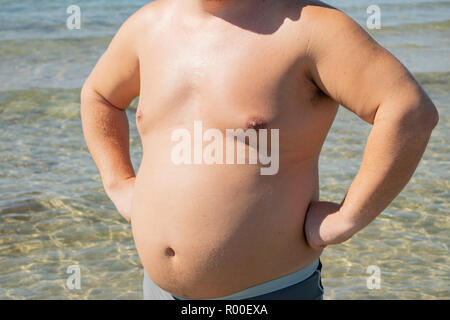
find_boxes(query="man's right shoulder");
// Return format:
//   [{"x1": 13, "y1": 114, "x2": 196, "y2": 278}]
[
  {"x1": 120, "y1": 1, "x2": 165, "y2": 35},
  {"x1": 109, "y1": 1, "x2": 166, "y2": 54}
]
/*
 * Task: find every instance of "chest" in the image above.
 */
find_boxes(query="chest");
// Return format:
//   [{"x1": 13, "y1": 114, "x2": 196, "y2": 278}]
[{"x1": 135, "y1": 24, "x2": 317, "y2": 134}]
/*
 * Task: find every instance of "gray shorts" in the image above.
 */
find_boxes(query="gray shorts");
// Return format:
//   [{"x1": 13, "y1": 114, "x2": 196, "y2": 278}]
[{"x1": 143, "y1": 260, "x2": 324, "y2": 300}]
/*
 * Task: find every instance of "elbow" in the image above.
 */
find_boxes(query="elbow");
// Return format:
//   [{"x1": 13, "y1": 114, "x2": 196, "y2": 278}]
[
  {"x1": 398, "y1": 94, "x2": 439, "y2": 136},
  {"x1": 427, "y1": 103, "x2": 439, "y2": 130},
  {"x1": 80, "y1": 81, "x2": 94, "y2": 105},
  {"x1": 373, "y1": 85, "x2": 439, "y2": 138},
  {"x1": 80, "y1": 82, "x2": 106, "y2": 111},
  {"x1": 80, "y1": 82, "x2": 123, "y2": 111},
  {"x1": 415, "y1": 99, "x2": 439, "y2": 134}
]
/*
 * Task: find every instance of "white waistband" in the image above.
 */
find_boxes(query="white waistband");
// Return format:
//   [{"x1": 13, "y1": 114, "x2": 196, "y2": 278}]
[{"x1": 174, "y1": 259, "x2": 320, "y2": 300}]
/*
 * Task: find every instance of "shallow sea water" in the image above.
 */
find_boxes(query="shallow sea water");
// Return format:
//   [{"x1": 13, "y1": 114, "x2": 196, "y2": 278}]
[{"x1": 0, "y1": 0, "x2": 448, "y2": 299}]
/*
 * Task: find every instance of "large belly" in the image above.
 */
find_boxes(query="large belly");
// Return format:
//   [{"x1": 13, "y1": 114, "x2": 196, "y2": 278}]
[{"x1": 130, "y1": 133, "x2": 321, "y2": 299}]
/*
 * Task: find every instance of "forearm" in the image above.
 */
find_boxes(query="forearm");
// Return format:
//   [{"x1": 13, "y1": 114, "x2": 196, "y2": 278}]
[
  {"x1": 338, "y1": 97, "x2": 438, "y2": 238},
  {"x1": 80, "y1": 87, "x2": 136, "y2": 191}
]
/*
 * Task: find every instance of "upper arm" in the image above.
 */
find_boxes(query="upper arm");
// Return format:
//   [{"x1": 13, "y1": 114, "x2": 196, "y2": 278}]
[
  {"x1": 305, "y1": 6, "x2": 432, "y2": 124},
  {"x1": 81, "y1": 10, "x2": 142, "y2": 110}
]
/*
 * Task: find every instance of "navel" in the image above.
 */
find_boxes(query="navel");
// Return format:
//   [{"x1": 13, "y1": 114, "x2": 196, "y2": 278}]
[{"x1": 165, "y1": 247, "x2": 175, "y2": 257}]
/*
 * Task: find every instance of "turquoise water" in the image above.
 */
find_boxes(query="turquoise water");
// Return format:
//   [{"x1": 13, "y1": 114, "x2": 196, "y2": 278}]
[{"x1": 0, "y1": 0, "x2": 448, "y2": 299}]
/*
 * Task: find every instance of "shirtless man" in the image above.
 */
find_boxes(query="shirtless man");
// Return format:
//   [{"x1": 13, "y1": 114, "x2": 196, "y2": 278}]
[{"x1": 80, "y1": 0, "x2": 438, "y2": 300}]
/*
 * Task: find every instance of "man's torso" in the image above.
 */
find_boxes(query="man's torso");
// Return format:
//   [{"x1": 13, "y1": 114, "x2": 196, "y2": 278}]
[{"x1": 130, "y1": 0, "x2": 339, "y2": 299}]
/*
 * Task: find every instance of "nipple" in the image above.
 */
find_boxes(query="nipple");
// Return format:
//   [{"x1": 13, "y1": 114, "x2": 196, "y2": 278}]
[
  {"x1": 246, "y1": 117, "x2": 268, "y2": 130},
  {"x1": 136, "y1": 109, "x2": 143, "y2": 121}
]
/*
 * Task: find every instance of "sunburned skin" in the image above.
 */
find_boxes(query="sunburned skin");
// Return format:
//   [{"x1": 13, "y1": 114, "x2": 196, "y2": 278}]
[{"x1": 81, "y1": 0, "x2": 438, "y2": 299}]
